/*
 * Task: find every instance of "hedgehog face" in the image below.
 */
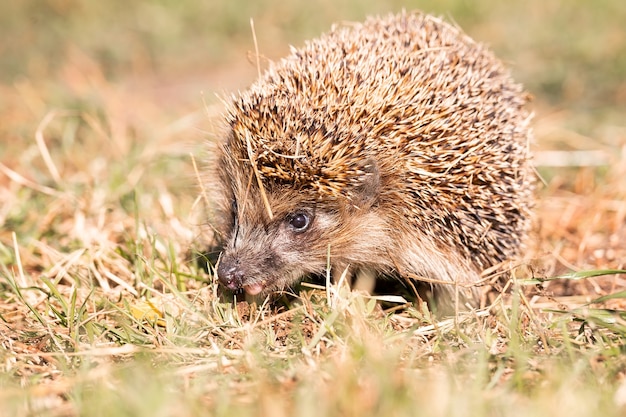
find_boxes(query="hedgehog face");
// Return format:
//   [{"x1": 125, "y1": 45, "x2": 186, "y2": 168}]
[
  {"x1": 215, "y1": 190, "x2": 341, "y2": 296},
  {"x1": 214, "y1": 123, "x2": 386, "y2": 295},
  {"x1": 213, "y1": 154, "x2": 389, "y2": 296}
]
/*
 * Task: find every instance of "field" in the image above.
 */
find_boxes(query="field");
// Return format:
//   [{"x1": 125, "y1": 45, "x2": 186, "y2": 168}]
[{"x1": 1, "y1": 0, "x2": 626, "y2": 416}]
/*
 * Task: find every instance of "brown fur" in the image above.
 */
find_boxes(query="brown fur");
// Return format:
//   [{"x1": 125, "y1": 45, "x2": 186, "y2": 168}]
[{"x1": 204, "y1": 11, "x2": 534, "y2": 307}]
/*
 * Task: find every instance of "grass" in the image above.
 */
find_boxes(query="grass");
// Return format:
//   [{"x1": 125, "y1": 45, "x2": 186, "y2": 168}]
[{"x1": 1, "y1": 0, "x2": 626, "y2": 416}]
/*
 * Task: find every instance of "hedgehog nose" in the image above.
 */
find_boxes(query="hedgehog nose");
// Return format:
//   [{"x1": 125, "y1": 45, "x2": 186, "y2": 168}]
[{"x1": 217, "y1": 260, "x2": 245, "y2": 291}]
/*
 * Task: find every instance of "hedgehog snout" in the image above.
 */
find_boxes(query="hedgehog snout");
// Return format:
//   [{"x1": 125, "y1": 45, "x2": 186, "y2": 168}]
[{"x1": 216, "y1": 257, "x2": 245, "y2": 291}]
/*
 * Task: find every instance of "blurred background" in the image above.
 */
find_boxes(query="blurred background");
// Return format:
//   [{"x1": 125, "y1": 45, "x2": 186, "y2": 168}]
[{"x1": 1, "y1": 0, "x2": 625, "y2": 216}]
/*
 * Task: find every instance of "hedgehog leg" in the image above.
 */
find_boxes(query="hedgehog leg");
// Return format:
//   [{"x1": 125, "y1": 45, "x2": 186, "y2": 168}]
[
  {"x1": 330, "y1": 263, "x2": 352, "y2": 289},
  {"x1": 352, "y1": 267, "x2": 377, "y2": 294},
  {"x1": 330, "y1": 264, "x2": 377, "y2": 294}
]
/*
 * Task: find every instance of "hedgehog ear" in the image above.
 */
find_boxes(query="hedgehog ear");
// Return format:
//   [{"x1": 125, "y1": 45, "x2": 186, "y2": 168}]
[{"x1": 352, "y1": 158, "x2": 380, "y2": 209}]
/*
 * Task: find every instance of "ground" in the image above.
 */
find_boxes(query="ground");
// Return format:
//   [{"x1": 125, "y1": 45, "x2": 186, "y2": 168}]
[{"x1": 1, "y1": 1, "x2": 626, "y2": 416}]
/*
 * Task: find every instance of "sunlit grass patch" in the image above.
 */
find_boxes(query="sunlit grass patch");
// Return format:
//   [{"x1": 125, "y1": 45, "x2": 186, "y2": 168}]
[{"x1": 3, "y1": 275, "x2": 626, "y2": 416}]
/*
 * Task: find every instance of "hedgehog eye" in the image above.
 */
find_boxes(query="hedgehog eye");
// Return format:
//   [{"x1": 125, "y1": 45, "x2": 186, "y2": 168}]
[{"x1": 286, "y1": 212, "x2": 310, "y2": 232}]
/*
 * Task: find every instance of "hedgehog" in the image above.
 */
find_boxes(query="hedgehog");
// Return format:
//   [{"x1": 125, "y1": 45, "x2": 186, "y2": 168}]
[{"x1": 205, "y1": 11, "x2": 534, "y2": 308}]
